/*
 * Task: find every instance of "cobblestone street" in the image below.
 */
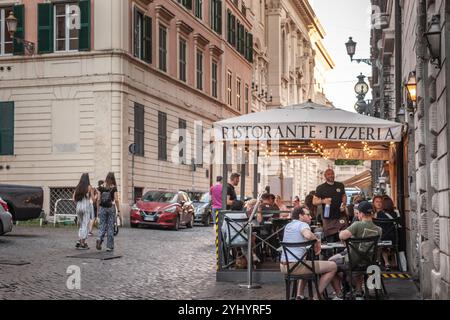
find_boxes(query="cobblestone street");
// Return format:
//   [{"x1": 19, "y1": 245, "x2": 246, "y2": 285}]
[{"x1": 0, "y1": 225, "x2": 284, "y2": 300}]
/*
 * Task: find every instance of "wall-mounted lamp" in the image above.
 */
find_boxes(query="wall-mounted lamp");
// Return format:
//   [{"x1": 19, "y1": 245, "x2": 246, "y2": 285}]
[
  {"x1": 424, "y1": 15, "x2": 441, "y2": 68},
  {"x1": 6, "y1": 11, "x2": 35, "y2": 55},
  {"x1": 405, "y1": 71, "x2": 417, "y2": 109}
]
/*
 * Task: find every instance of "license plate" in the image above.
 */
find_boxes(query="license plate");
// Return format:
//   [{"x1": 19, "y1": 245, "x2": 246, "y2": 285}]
[{"x1": 144, "y1": 216, "x2": 156, "y2": 222}]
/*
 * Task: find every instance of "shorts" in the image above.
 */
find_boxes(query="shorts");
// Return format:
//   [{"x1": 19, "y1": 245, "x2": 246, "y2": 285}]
[
  {"x1": 329, "y1": 250, "x2": 349, "y2": 271},
  {"x1": 280, "y1": 261, "x2": 326, "y2": 276}
]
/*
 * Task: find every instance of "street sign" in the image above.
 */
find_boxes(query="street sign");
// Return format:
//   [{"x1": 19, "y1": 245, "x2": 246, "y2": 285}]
[{"x1": 129, "y1": 143, "x2": 138, "y2": 155}]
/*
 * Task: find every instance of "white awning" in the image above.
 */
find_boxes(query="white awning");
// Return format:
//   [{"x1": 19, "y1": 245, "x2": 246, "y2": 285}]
[{"x1": 214, "y1": 101, "x2": 403, "y2": 143}]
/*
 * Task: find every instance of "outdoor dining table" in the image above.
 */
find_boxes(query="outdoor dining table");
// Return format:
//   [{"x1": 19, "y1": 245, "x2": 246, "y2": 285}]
[{"x1": 320, "y1": 240, "x2": 394, "y2": 255}]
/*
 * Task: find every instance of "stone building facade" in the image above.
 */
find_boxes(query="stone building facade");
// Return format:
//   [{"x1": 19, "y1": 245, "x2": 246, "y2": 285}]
[
  {"x1": 0, "y1": 0, "x2": 255, "y2": 220},
  {"x1": 248, "y1": 0, "x2": 334, "y2": 199},
  {"x1": 370, "y1": 0, "x2": 450, "y2": 299}
]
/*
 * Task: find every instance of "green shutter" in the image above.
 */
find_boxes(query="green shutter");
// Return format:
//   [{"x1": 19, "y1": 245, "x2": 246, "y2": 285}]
[
  {"x1": 143, "y1": 16, "x2": 152, "y2": 63},
  {"x1": 79, "y1": 0, "x2": 91, "y2": 51},
  {"x1": 185, "y1": 0, "x2": 192, "y2": 10},
  {"x1": 133, "y1": 8, "x2": 139, "y2": 57},
  {"x1": 0, "y1": 102, "x2": 14, "y2": 156},
  {"x1": 13, "y1": 5, "x2": 25, "y2": 55},
  {"x1": 37, "y1": 3, "x2": 54, "y2": 54}
]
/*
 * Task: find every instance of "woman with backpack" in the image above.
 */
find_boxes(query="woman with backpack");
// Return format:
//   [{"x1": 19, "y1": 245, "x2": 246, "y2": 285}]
[
  {"x1": 73, "y1": 173, "x2": 95, "y2": 250},
  {"x1": 96, "y1": 172, "x2": 120, "y2": 252}
]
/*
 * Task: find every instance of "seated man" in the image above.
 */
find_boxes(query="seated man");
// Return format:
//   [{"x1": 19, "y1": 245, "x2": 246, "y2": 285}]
[
  {"x1": 329, "y1": 201, "x2": 382, "y2": 299},
  {"x1": 280, "y1": 207, "x2": 338, "y2": 300}
]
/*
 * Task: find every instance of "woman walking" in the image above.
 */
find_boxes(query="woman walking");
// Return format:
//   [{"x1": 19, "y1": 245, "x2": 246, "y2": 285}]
[
  {"x1": 73, "y1": 173, "x2": 95, "y2": 250},
  {"x1": 96, "y1": 172, "x2": 120, "y2": 252}
]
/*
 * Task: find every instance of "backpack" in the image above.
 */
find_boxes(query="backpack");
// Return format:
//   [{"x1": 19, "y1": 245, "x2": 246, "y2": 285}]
[{"x1": 100, "y1": 189, "x2": 113, "y2": 208}]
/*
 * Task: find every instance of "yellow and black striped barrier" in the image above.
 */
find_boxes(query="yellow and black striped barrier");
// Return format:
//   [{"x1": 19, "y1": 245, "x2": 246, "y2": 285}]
[
  {"x1": 215, "y1": 210, "x2": 220, "y2": 271},
  {"x1": 382, "y1": 273, "x2": 412, "y2": 279}
]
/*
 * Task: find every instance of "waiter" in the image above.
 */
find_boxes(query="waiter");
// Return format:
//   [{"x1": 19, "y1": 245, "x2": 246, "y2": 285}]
[{"x1": 313, "y1": 169, "x2": 347, "y2": 243}]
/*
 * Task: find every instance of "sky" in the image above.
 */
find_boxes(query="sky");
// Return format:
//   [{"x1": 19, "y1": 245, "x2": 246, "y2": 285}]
[{"x1": 310, "y1": 0, "x2": 372, "y2": 113}]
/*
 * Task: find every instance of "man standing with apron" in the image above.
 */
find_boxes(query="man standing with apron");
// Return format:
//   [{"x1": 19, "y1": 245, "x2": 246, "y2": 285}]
[{"x1": 313, "y1": 169, "x2": 347, "y2": 243}]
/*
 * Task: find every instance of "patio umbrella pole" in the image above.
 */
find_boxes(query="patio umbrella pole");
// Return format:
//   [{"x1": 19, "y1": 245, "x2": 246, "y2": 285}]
[{"x1": 239, "y1": 190, "x2": 265, "y2": 289}]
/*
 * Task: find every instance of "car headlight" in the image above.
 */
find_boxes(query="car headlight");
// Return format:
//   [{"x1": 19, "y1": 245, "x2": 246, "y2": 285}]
[{"x1": 164, "y1": 206, "x2": 177, "y2": 213}]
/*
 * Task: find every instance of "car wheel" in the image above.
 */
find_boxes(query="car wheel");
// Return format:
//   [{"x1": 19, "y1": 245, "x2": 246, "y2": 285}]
[
  {"x1": 204, "y1": 214, "x2": 211, "y2": 227},
  {"x1": 130, "y1": 223, "x2": 138, "y2": 228},
  {"x1": 186, "y1": 214, "x2": 194, "y2": 229},
  {"x1": 173, "y1": 216, "x2": 180, "y2": 231}
]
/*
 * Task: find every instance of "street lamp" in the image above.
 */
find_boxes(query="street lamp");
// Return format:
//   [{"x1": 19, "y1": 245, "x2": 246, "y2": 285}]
[
  {"x1": 345, "y1": 37, "x2": 372, "y2": 66},
  {"x1": 405, "y1": 71, "x2": 417, "y2": 108},
  {"x1": 5, "y1": 11, "x2": 35, "y2": 55},
  {"x1": 424, "y1": 15, "x2": 441, "y2": 68}
]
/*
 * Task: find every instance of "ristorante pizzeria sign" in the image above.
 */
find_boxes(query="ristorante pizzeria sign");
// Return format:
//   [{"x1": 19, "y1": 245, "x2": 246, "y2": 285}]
[{"x1": 216, "y1": 123, "x2": 403, "y2": 142}]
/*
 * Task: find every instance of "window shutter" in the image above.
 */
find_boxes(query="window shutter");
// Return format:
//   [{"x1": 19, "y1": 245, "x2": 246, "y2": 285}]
[
  {"x1": 143, "y1": 16, "x2": 152, "y2": 63},
  {"x1": 78, "y1": 0, "x2": 91, "y2": 51},
  {"x1": 37, "y1": 3, "x2": 54, "y2": 54},
  {"x1": 185, "y1": 0, "x2": 192, "y2": 10},
  {"x1": 248, "y1": 33, "x2": 253, "y2": 62},
  {"x1": 13, "y1": 5, "x2": 25, "y2": 55},
  {"x1": 0, "y1": 102, "x2": 14, "y2": 156},
  {"x1": 231, "y1": 15, "x2": 236, "y2": 46},
  {"x1": 216, "y1": 0, "x2": 222, "y2": 34}
]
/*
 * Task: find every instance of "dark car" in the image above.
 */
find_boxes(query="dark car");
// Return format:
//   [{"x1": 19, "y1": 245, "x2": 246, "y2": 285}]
[
  {"x1": 188, "y1": 191, "x2": 212, "y2": 226},
  {"x1": 130, "y1": 190, "x2": 195, "y2": 231},
  {"x1": 0, "y1": 184, "x2": 44, "y2": 221}
]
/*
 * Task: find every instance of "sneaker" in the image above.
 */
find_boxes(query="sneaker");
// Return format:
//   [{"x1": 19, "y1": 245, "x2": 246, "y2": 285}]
[
  {"x1": 332, "y1": 293, "x2": 344, "y2": 300},
  {"x1": 77, "y1": 243, "x2": 89, "y2": 250},
  {"x1": 88, "y1": 232, "x2": 94, "y2": 237},
  {"x1": 75, "y1": 241, "x2": 81, "y2": 248},
  {"x1": 96, "y1": 239, "x2": 102, "y2": 251},
  {"x1": 106, "y1": 247, "x2": 114, "y2": 252},
  {"x1": 355, "y1": 292, "x2": 364, "y2": 300}
]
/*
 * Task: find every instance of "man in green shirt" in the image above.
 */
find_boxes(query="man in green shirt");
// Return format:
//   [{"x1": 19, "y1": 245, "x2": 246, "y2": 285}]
[{"x1": 329, "y1": 201, "x2": 382, "y2": 299}]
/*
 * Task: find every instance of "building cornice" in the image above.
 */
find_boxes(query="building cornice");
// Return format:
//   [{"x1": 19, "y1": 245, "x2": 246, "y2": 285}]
[
  {"x1": 155, "y1": 5, "x2": 175, "y2": 23},
  {"x1": 193, "y1": 33, "x2": 210, "y2": 48},
  {"x1": 176, "y1": 20, "x2": 194, "y2": 35}
]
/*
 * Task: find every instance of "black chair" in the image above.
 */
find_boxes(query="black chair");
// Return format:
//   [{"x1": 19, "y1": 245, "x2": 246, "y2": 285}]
[
  {"x1": 221, "y1": 213, "x2": 249, "y2": 269},
  {"x1": 280, "y1": 240, "x2": 321, "y2": 300},
  {"x1": 343, "y1": 236, "x2": 381, "y2": 300},
  {"x1": 373, "y1": 218, "x2": 401, "y2": 270}
]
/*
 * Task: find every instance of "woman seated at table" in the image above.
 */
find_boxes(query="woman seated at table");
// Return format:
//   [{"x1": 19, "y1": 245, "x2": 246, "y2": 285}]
[
  {"x1": 375, "y1": 195, "x2": 399, "y2": 271},
  {"x1": 275, "y1": 195, "x2": 290, "y2": 219}
]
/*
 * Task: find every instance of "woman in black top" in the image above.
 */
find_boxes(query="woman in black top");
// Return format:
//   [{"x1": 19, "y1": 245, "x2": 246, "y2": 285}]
[
  {"x1": 375, "y1": 195, "x2": 399, "y2": 271},
  {"x1": 96, "y1": 172, "x2": 120, "y2": 252}
]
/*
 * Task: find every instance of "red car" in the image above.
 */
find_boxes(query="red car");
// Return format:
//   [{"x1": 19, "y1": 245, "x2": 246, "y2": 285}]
[{"x1": 130, "y1": 191, "x2": 195, "y2": 231}]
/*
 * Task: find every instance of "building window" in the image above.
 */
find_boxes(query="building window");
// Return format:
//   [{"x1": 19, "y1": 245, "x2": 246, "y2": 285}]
[
  {"x1": 179, "y1": 118, "x2": 187, "y2": 165},
  {"x1": 211, "y1": 60, "x2": 218, "y2": 98},
  {"x1": 179, "y1": 39, "x2": 187, "y2": 82},
  {"x1": 133, "y1": 7, "x2": 152, "y2": 63},
  {"x1": 211, "y1": 0, "x2": 222, "y2": 34},
  {"x1": 38, "y1": 1, "x2": 90, "y2": 54},
  {"x1": 159, "y1": 25, "x2": 167, "y2": 72},
  {"x1": 134, "y1": 103, "x2": 145, "y2": 157},
  {"x1": 195, "y1": 123, "x2": 203, "y2": 167},
  {"x1": 178, "y1": 0, "x2": 192, "y2": 10},
  {"x1": 237, "y1": 21, "x2": 244, "y2": 54},
  {"x1": 54, "y1": 3, "x2": 80, "y2": 52},
  {"x1": 0, "y1": 102, "x2": 14, "y2": 156},
  {"x1": 0, "y1": 8, "x2": 13, "y2": 56},
  {"x1": 236, "y1": 78, "x2": 241, "y2": 111},
  {"x1": 245, "y1": 30, "x2": 253, "y2": 62},
  {"x1": 196, "y1": 50, "x2": 203, "y2": 90},
  {"x1": 227, "y1": 71, "x2": 233, "y2": 106},
  {"x1": 195, "y1": 0, "x2": 202, "y2": 19},
  {"x1": 227, "y1": 10, "x2": 236, "y2": 47},
  {"x1": 245, "y1": 84, "x2": 249, "y2": 114},
  {"x1": 158, "y1": 111, "x2": 167, "y2": 161}
]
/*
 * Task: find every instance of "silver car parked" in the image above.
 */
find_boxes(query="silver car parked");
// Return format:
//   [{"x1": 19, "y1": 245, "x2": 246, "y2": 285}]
[{"x1": 0, "y1": 197, "x2": 13, "y2": 235}]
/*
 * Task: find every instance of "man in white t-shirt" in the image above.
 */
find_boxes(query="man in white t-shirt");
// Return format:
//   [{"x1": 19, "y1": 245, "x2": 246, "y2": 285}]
[{"x1": 280, "y1": 207, "x2": 338, "y2": 299}]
